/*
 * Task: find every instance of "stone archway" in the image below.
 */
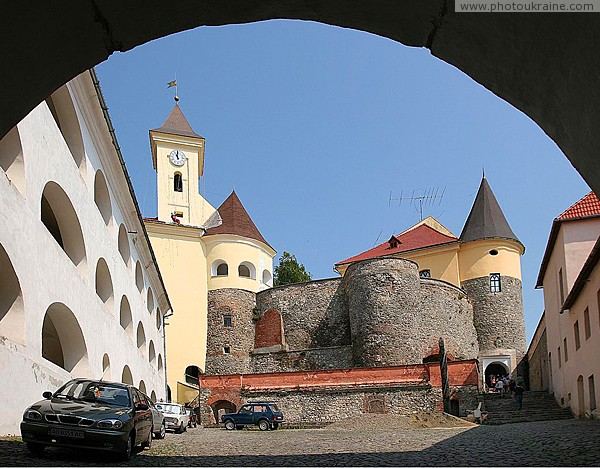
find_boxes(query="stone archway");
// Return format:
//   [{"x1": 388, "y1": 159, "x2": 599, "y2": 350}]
[
  {"x1": 2, "y1": 4, "x2": 600, "y2": 196},
  {"x1": 484, "y1": 362, "x2": 509, "y2": 389},
  {"x1": 211, "y1": 400, "x2": 237, "y2": 424}
]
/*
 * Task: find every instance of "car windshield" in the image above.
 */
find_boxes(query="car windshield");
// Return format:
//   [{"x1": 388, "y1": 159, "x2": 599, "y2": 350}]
[
  {"x1": 54, "y1": 380, "x2": 130, "y2": 407},
  {"x1": 268, "y1": 403, "x2": 280, "y2": 411},
  {"x1": 156, "y1": 404, "x2": 184, "y2": 414}
]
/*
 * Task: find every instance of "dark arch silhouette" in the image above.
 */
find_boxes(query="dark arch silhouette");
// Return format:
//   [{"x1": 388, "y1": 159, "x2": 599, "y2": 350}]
[{"x1": 1, "y1": 4, "x2": 600, "y2": 195}]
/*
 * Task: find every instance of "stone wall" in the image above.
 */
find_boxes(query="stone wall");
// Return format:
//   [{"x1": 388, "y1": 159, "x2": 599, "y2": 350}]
[
  {"x1": 418, "y1": 279, "x2": 480, "y2": 361},
  {"x1": 528, "y1": 328, "x2": 549, "y2": 392},
  {"x1": 345, "y1": 257, "x2": 422, "y2": 367},
  {"x1": 251, "y1": 346, "x2": 353, "y2": 373},
  {"x1": 462, "y1": 275, "x2": 527, "y2": 364},
  {"x1": 206, "y1": 288, "x2": 256, "y2": 375},
  {"x1": 255, "y1": 278, "x2": 349, "y2": 350}
]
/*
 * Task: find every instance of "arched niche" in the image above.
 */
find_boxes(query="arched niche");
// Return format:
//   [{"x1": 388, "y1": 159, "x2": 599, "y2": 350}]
[
  {"x1": 136, "y1": 322, "x2": 146, "y2": 355},
  {"x1": 119, "y1": 295, "x2": 133, "y2": 338},
  {"x1": 185, "y1": 365, "x2": 200, "y2": 386},
  {"x1": 93, "y1": 170, "x2": 111, "y2": 225},
  {"x1": 40, "y1": 181, "x2": 86, "y2": 273},
  {"x1": 150, "y1": 390, "x2": 157, "y2": 403},
  {"x1": 45, "y1": 86, "x2": 86, "y2": 174},
  {"x1": 0, "y1": 242, "x2": 25, "y2": 344},
  {"x1": 139, "y1": 380, "x2": 147, "y2": 395},
  {"x1": 102, "y1": 353, "x2": 111, "y2": 380},
  {"x1": 95, "y1": 258, "x2": 114, "y2": 312},
  {"x1": 135, "y1": 261, "x2": 144, "y2": 292},
  {"x1": 41, "y1": 302, "x2": 89, "y2": 375},
  {"x1": 149, "y1": 340, "x2": 156, "y2": 365},
  {"x1": 121, "y1": 365, "x2": 133, "y2": 385},
  {"x1": 0, "y1": 126, "x2": 25, "y2": 196},
  {"x1": 146, "y1": 288, "x2": 154, "y2": 314},
  {"x1": 155, "y1": 308, "x2": 162, "y2": 330},
  {"x1": 157, "y1": 354, "x2": 163, "y2": 372},
  {"x1": 118, "y1": 224, "x2": 130, "y2": 266}
]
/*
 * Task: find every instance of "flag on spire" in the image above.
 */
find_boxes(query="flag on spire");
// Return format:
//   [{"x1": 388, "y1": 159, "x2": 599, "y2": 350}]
[{"x1": 167, "y1": 80, "x2": 177, "y2": 88}]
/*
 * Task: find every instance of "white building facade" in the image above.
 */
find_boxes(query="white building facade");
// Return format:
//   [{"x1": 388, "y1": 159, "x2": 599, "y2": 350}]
[{"x1": 0, "y1": 70, "x2": 171, "y2": 435}]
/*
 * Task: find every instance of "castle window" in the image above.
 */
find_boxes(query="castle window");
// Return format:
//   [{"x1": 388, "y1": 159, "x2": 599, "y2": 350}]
[
  {"x1": 584, "y1": 307, "x2": 591, "y2": 340},
  {"x1": 419, "y1": 269, "x2": 431, "y2": 278},
  {"x1": 590, "y1": 375, "x2": 597, "y2": 411},
  {"x1": 559, "y1": 268, "x2": 565, "y2": 305},
  {"x1": 211, "y1": 260, "x2": 228, "y2": 277},
  {"x1": 558, "y1": 347, "x2": 562, "y2": 368},
  {"x1": 223, "y1": 315, "x2": 232, "y2": 327},
  {"x1": 174, "y1": 172, "x2": 183, "y2": 192},
  {"x1": 489, "y1": 273, "x2": 501, "y2": 293},
  {"x1": 564, "y1": 337, "x2": 568, "y2": 362},
  {"x1": 223, "y1": 346, "x2": 231, "y2": 354},
  {"x1": 574, "y1": 320, "x2": 581, "y2": 350},
  {"x1": 238, "y1": 262, "x2": 256, "y2": 279},
  {"x1": 489, "y1": 249, "x2": 499, "y2": 256}
]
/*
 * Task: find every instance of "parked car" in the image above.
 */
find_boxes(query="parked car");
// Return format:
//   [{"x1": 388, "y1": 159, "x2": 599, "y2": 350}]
[
  {"x1": 144, "y1": 395, "x2": 166, "y2": 439},
  {"x1": 222, "y1": 402, "x2": 284, "y2": 431},
  {"x1": 155, "y1": 403, "x2": 190, "y2": 433},
  {"x1": 20, "y1": 378, "x2": 153, "y2": 461}
]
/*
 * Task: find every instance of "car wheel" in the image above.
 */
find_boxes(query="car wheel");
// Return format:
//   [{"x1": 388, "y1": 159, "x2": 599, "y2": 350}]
[
  {"x1": 175, "y1": 422, "x2": 185, "y2": 434},
  {"x1": 155, "y1": 422, "x2": 166, "y2": 439},
  {"x1": 26, "y1": 443, "x2": 45, "y2": 456},
  {"x1": 224, "y1": 420, "x2": 235, "y2": 430},
  {"x1": 273, "y1": 422, "x2": 279, "y2": 430},
  {"x1": 141, "y1": 429, "x2": 152, "y2": 449},
  {"x1": 258, "y1": 419, "x2": 269, "y2": 431},
  {"x1": 118, "y1": 433, "x2": 134, "y2": 461}
]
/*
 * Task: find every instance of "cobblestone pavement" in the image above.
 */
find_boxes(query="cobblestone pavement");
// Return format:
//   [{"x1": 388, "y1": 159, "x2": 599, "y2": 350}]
[{"x1": 2, "y1": 419, "x2": 600, "y2": 466}]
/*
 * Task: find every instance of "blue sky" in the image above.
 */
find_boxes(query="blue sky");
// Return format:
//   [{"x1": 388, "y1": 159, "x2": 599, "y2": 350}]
[{"x1": 96, "y1": 20, "x2": 590, "y2": 344}]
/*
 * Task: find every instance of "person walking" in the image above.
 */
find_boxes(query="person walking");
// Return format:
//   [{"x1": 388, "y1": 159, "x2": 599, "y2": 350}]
[
  {"x1": 514, "y1": 382, "x2": 524, "y2": 410},
  {"x1": 495, "y1": 378, "x2": 504, "y2": 397}
]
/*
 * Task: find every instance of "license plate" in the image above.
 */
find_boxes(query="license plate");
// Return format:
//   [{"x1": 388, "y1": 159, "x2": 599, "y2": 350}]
[{"x1": 49, "y1": 428, "x2": 84, "y2": 439}]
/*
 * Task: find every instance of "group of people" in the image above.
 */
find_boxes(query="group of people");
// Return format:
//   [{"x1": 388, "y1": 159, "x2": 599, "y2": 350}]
[{"x1": 489, "y1": 374, "x2": 525, "y2": 410}]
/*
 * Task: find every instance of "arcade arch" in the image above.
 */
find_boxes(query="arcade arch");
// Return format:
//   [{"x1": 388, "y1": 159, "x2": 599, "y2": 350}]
[
  {"x1": 0, "y1": 126, "x2": 25, "y2": 196},
  {"x1": 93, "y1": 170, "x2": 111, "y2": 225},
  {"x1": 0, "y1": 243, "x2": 25, "y2": 344}
]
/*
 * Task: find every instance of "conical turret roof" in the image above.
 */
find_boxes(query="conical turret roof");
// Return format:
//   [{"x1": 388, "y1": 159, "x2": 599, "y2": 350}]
[
  {"x1": 204, "y1": 191, "x2": 272, "y2": 249},
  {"x1": 459, "y1": 177, "x2": 520, "y2": 244},
  {"x1": 151, "y1": 104, "x2": 202, "y2": 139}
]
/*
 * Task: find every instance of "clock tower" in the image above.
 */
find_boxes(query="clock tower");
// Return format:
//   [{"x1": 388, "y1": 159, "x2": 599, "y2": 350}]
[{"x1": 149, "y1": 104, "x2": 215, "y2": 227}]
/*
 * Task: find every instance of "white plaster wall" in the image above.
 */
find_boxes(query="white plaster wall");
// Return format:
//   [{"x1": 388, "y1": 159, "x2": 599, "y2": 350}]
[{"x1": 0, "y1": 77, "x2": 166, "y2": 435}]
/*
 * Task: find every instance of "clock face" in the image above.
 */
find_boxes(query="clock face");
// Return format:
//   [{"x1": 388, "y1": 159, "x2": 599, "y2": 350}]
[{"x1": 169, "y1": 149, "x2": 186, "y2": 166}]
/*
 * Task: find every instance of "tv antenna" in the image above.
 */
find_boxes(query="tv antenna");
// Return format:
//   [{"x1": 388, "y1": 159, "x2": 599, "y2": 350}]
[{"x1": 388, "y1": 186, "x2": 446, "y2": 221}]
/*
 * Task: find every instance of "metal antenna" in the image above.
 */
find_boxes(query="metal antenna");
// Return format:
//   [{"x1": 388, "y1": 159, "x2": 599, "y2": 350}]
[{"x1": 389, "y1": 186, "x2": 446, "y2": 221}]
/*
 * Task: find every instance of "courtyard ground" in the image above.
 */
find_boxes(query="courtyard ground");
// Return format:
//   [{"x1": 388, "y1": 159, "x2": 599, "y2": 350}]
[{"x1": 1, "y1": 418, "x2": 599, "y2": 466}]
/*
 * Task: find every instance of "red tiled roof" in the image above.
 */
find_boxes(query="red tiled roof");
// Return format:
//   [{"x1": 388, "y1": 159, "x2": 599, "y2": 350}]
[
  {"x1": 204, "y1": 191, "x2": 273, "y2": 249},
  {"x1": 556, "y1": 191, "x2": 600, "y2": 220},
  {"x1": 336, "y1": 224, "x2": 458, "y2": 266}
]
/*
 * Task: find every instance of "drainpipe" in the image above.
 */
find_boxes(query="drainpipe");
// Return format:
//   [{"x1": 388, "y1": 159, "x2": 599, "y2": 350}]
[{"x1": 162, "y1": 309, "x2": 174, "y2": 402}]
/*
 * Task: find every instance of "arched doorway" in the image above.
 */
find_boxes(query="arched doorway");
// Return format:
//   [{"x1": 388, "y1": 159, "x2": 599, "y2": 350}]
[
  {"x1": 484, "y1": 362, "x2": 509, "y2": 389},
  {"x1": 185, "y1": 365, "x2": 200, "y2": 386},
  {"x1": 211, "y1": 400, "x2": 236, "y2": 424}
]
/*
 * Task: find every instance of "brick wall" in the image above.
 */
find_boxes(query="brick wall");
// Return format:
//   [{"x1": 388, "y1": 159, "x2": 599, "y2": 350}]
[{"x1": 254, "y1": 308, "x2": 284, "y2": 349}]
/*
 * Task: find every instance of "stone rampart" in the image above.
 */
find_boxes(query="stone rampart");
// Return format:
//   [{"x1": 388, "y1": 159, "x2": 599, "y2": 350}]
[{"x1": 251, "y1": 346, "x2": 353, "y2": 373}]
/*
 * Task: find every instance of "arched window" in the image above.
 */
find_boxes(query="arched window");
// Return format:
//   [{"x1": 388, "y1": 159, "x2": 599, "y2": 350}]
[
  {"x1": 0, "y1": 242, "x2": 24, "y2": 344},
  {"x1": 419, "y1": 269, "x2": 431, "y2": 278},
  {"x1": 150, "y1": 391, "x2": 157, "y2": 403},
  {"x1": 157, "y1": 354, "x2": 163, "y2": 372},
  {"x1": 490, "y1": 273, "x2": 501, "y2": 293},
  {"x1": 185, "y1": 365, "x2": 200, "y2": 386},
  {"x1": 139, "y1": 380, "x2": 147, "y2": 395},
  {"x1": 121, "y1": 365, "x2": 133, "y2": 385},
  {"x1": 42, "y1": 302, "x2": 89, "y2": 375},
  {"x1": 135, "y1": 261, "x2": 144, "y2": 292},
  {"x1": 118, "y1": 224, "x2": 130, "y2": 266},
  {"x1": 0, "y1": 126, "x2": 25, "y2": 196},
  {"x1": 95, "y1": 258, "x2": 114, "y2": 312},
  {"x1": 137, "y1": 322, "x2": 146, "y2": 355},
  {"x1": 93, "y1": 170, "x2": 111, "y2": 225},
  {"x1": 149, "y1": 340, "x2": 156, "y2": 365},
  {"x1": 238, "y1": 262, "x2": 256, "y2": 279},
  {"x1": 211, "y1": 260, "x2": 228, "y2": 277},
  {"x1": 45, "y1": 86, "x2": 86, "y2": 174},
  {"x1": 147, "y1": 288, "x2": 154, "y2": 314},
  {"x1": 174, "y1": 172, "x2": 183, "y2": 192},
  {"x1": 156, "y1": 309, "x2": 162, "y2": 330},
  {"x1": 262, "y1": 270, "x2": 273, "y2": 287},
  {"x1": 41, "y1": 181, "x2": 86, "y2": 272},
  {"x1": 102, "y1": 354, "x2": 111, "y2": 380},
  {"x1": 119, "y1": 296, "x2": 133, "y2": 338}
]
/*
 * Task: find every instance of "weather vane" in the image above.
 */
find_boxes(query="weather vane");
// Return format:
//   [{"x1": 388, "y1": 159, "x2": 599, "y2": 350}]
[{"x1": 167, "y1": 78, "x2": 179, "y2": 102}]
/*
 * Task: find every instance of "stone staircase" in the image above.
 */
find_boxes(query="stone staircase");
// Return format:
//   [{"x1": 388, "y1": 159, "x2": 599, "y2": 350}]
[{"x1": 482, "y1": 391, "x2": 573, "y2": 425}]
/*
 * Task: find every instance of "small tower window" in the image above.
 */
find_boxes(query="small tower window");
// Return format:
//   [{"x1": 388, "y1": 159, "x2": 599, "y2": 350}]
[
  {"x1": 490, "y1": 273, "x2": 501, "y2": 293},
  {"x1": 239, "y1": 264, "x2": 251, "y2": 277},
  {"x1": 174, "y1": 172, "x2": 183, "y2": 192},
  {"x1": 223, "y1": 346, "x2": 231, "y2": 354},
  {"x1": 216, "y1": 262, "x2": 228, "y2": 276},
  {"x1": 223, "y1": 315, "x2": 232, "y2": 327},
  {"x1": 419, "y1": 269, "x2": 431, "y2": 278}
]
